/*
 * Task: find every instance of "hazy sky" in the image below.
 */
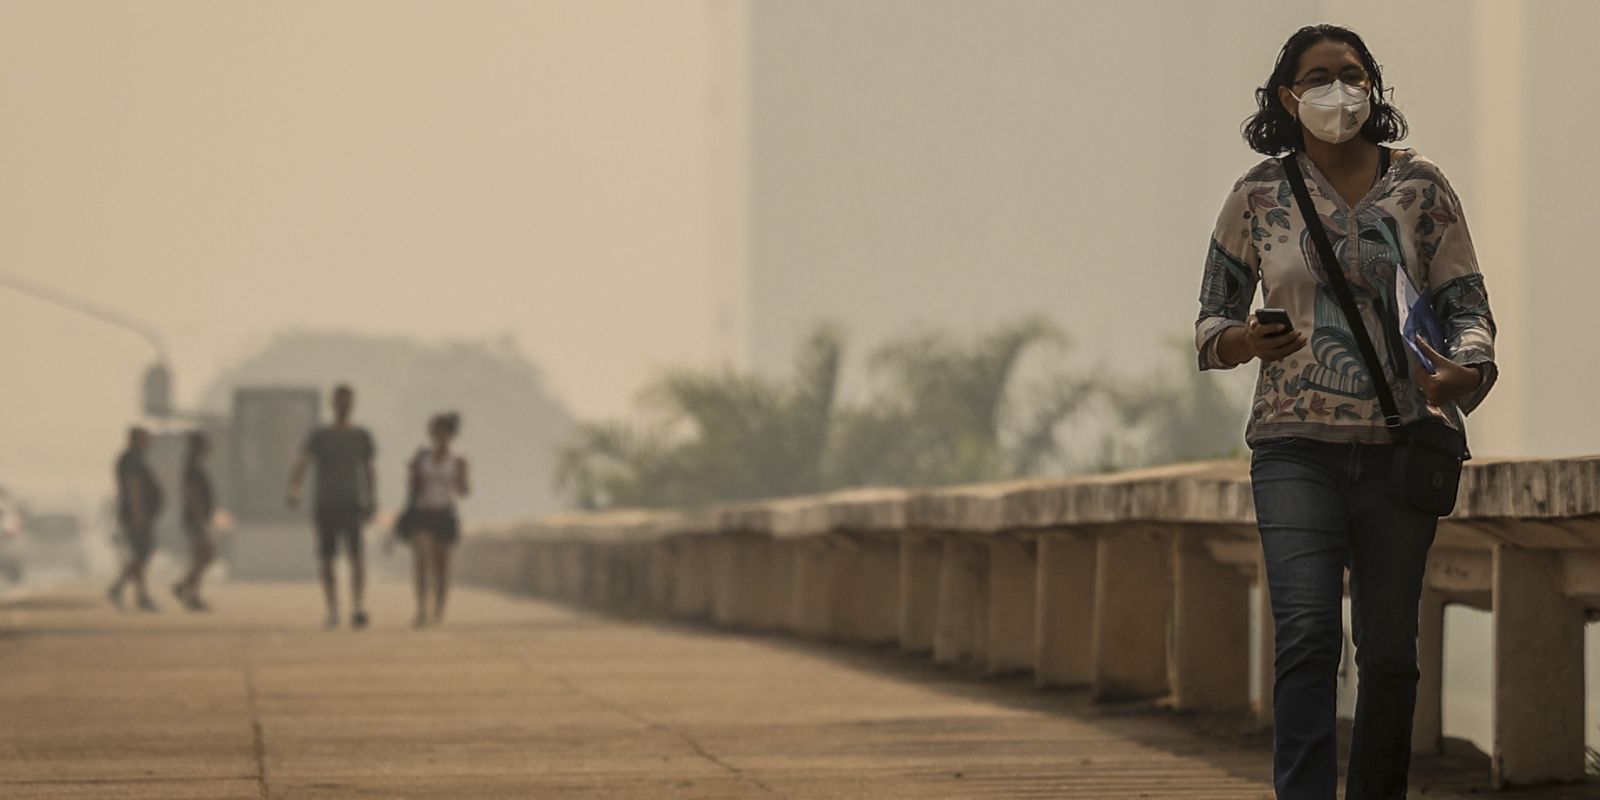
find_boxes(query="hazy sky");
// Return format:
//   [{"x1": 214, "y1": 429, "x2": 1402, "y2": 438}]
[
  {"x1": 4, "y1": 0, "x2": 1595, "y2": 505},
  {"x1": 1, "y1": 1, "x2": 718, "y2": 500}
]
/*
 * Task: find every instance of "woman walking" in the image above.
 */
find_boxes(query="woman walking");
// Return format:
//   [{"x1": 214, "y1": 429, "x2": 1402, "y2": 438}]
[
  {"x1": 1195, "y1": 25, "x2": 1497, "y2": 799},
  {"x1": 173, "y1": 431, "x2": 217, "y2": 611},
  {"x1": 400, "y1": 412, "x2": 470, "y2": 627}
]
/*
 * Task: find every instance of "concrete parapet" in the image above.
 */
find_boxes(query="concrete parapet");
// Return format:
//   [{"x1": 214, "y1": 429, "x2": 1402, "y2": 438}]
[
  {"x1": 1034, "y1": 532, "x2": 1094, "y2": 688},
  {"x1": 934, "y1": 537, "x2": 988, "y2": 667},
  {"x1": 457, "y1": 455, "x2": 1600, "y2": 790},
  {"x1": 828, "y1": 534, "x2": 899, "y2": 644},
  {"x1": 1090, "y1": 527, "x2": 1171, "y2": 701},
  {"x1": 985, "y1": 536, "x2": 1035, "y2": 675},
  {"x1": 1491, "y1": 546, "x2": 1586, "y2": 787},
  {"x1": 1168, "y1": 530, "x2": 1250, "y2": 712},
  {"x1": 789, "y1": 538, "x2": 833, "y2": 638},
  {"x1": 669, "y1": 538, "x2": 712, "y2": 620},
  {"x1": 898, "y1": 533, "x2": 941, "y2": 653}
]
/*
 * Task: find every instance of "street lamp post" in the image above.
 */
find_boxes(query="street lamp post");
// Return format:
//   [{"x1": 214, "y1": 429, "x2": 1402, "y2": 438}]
[{"x1": 0, "y1": 269, "x2": 175, "y2": 418}]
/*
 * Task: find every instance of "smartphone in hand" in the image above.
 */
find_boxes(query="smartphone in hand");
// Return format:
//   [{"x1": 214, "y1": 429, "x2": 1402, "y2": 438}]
[{"x1": 1254, "y1": 308, "x2": 1294, "y2": 334}]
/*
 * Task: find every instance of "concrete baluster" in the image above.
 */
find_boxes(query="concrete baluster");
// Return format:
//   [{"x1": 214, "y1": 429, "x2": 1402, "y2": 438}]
[
  {"x1": 1090, "y1": 527, "x2": 1173, "y2": 701},
  {"x1": 829, "y1": 533, "x2": 899, "y2": 644},
  {"x1": 790, "y1": 538, "x2": 833, "y2": 637},
  {"x1": 670, "y1": 538, "x2": 712, "y2": 619},
  {"x1": 1254, "y1": 552, "x2": 1275, "y2": 728},
  {"x1": 934, "y1": 537, "x2": 988, "y2": 667},
  {"x1": 899, "y1": 532, "x2": 942, "y2": 653},
  {"x1": 1411, "y1": 587, "x2": 1446, "y2": 755},
  {"x1": 1491, "y1": 545, "x2": 1586, "y2": 788},
  {"x1": 986, "y1": 536, "x2": 1036, "y2": 675},
  {"x1": 1035, "y1": 531, "x2": 1095, "y2": 688},
  {"x1": 1168, "y1": 530, "x2": 1251, "y2": 711}
]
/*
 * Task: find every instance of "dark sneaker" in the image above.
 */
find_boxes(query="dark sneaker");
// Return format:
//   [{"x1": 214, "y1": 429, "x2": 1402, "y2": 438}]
[
  {"x1": 184, "y1": 595, "x2": 211, "y2": 613},
  {"x1": 171, "y1": 582, "x2": 189, "y2": 604},
  {"x1": 135, "y1": 596, "x2": 161, "y2": 613},
  {"x1": 106, "y1": 584, "x2": 125, "y2": 612},
  {"x1": 351, "y1": 611, "x2": 369, "y2": 630}
]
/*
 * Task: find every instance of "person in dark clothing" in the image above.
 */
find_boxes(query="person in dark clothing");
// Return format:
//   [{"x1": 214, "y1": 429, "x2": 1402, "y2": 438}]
[
  {"x1": 173, "y1": 431, "x2": 216, "y2": 612},
  {"x1": 108, "y1": 426, "x2": 162, "y2": 612},
  {"x1": 287, "y1": 384, "x2": 377, "y2": 629}
]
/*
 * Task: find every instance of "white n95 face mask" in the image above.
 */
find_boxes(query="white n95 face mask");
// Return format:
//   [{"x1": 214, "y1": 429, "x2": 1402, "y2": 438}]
[{"x1": 1293, "y1": 80, "x2": 1371, "y2": 144}]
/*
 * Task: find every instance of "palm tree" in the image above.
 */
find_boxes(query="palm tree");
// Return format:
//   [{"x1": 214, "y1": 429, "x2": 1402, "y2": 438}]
[
  {"x1": 1098, "y1": 337, "x2": 1250, "y2": 470},
  {"x1": 555, "y1": 316, "x2": 1100, "y2": 508},
  {"x1": 553, "y1": 324, "x2": 845, "y2": 508},
  {"x1": 827, "y1": 316, "x2": 1075, "y2": 488}
]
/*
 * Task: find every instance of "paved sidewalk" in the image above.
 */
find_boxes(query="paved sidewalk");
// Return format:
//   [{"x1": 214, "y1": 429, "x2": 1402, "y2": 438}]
[{"x1": 0, "y1": 582, "x2": 1592, "y2": 798}]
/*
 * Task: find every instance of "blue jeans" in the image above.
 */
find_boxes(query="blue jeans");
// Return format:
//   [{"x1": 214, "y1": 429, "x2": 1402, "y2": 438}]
[{"x1": 1251, "y1": 437, "x2": 1438, "y2": 800}]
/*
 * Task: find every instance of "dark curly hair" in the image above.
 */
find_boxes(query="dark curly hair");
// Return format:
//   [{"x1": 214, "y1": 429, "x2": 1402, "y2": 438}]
[
  {"x1": 1242, "y1": 24, "x2": 1407, "y2": 155},
  {"x1": 430, "y1": 411, "x2": 462, "y2": 437}
]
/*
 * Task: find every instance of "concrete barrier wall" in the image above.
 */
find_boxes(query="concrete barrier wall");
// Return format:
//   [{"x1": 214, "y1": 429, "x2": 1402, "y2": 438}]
[{"x1": 460, "y1": 457, "x2": 1600, "y2": 790}]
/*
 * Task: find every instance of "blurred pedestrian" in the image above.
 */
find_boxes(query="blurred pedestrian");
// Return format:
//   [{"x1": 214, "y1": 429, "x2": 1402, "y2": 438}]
[
  {"x1": 1196, "y1": 25, "x2": 1496, "y2": 799},
  {"x1": 287, "y1": 384, "x2": 377, "y2": 629},
  {"x1": 397, "y1": 412, "x2": 469, "y2": 627},
  {"x1": 172, "y1": 431, "x2": 216, "y2": 611},
  {"x1": 107, "y1": 426, "x2": 162, "y2": 612}
]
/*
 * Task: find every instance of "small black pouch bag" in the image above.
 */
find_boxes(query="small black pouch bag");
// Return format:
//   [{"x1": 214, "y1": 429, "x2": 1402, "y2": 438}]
[
  {"x1": 394, "y1": 448, "x2": 427, "y2": 538},
  {"x1": 1389, "y1": 416, "x2": 1468, "y2": 515},
  {"x1": 1281, "y1": 154, "x2": 1468, "y2": 516}
]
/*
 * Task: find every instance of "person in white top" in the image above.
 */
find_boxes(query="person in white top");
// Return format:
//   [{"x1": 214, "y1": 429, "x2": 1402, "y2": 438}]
[{"x1": 398, "y1": 412, "x2": 470, "y2": 627}]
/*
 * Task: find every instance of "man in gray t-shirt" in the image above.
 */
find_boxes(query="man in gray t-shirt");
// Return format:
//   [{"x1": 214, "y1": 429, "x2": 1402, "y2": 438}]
[{"x1": 288, "y1": 384, "x2": 376, "y2": 629}]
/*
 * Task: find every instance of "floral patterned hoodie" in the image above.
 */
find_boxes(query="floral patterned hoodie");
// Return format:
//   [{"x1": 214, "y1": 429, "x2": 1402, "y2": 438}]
[{"x1": 1195, "y1": 149, "x2": 1497, "y2": 446}]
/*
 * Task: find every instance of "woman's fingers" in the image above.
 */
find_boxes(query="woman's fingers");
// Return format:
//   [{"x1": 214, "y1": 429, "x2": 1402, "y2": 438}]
[
  {"x1": 1412, "y1": 363, "x2": 1447, "y2": 403},
  {"x1": 1414, "y1": 335, "x2": 1455, "y2": 367},
  {"x1": 1258, "y1": 332, "x2": 1307, "y2": 362},
  {"x1": 1410, "y1": 356, "x2": 1432, "y2": 388}
]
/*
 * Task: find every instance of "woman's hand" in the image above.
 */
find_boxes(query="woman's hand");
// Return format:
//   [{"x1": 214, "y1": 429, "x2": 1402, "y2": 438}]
[
  {"x1": 1234, "y1": 314, "x2": 1307, "y2": 364},
  {"x1": 1410, "y1": 337, "x2": 1482, "y2": 407}
]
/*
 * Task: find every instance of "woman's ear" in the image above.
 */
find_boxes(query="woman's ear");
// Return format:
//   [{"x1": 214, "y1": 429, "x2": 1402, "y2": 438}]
[{"x1": 1277, "y1": 85, "x2": 1299, "y2": 119}]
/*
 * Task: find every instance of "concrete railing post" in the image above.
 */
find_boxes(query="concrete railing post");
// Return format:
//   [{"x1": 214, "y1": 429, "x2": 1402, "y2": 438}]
[
  {"x1": 1254, "y1": 553, "x2": 1275, "y2": 728},
  {"x1": 564, "y1": 543, "x2": 588, "y2": 601},
  {"x1": 670, "y1": 538, "x2": 712, "y2": 619},
  {"x1": 1412, "y1": 587, "x2": 1445, "y2": 755},
  {"x1": 1035, "y1": 531, "x2": 1095, "y2": 688},
  {"x1": 767, "y1": 539, "x2": 796, "y2": 632},
  {"x1": 829, "y1": 534, "x2": 899, "y2": 644},
  {"x1": 986, "y1": 536, "x2": 1036, "y2": 675},
  {"x1": 708, "y1": 535, "x2": 778, "y2": 630},
  {"x1": 1090, "y1": 527, "x2": 1173, "y2": 700},
  {"x1": 1491, "y1": 545, "x2": 1586, "y2": 787},
  {"x1": 751, "y1": 537, "x2": 785, "y2": 630},
  {"x1": 898, "y1": 533, "x2": 942, "y2": 653},
  {"x1": 1168, "y1": 530, "x2": 1250, "y2": 711},
  {"x1": 790, "y1": 538, "x2": 833, "y2": 638},
  {"x1": 588, "y1": 544, "x2": 611, "y2": 606},
  {"x1": 934, "y1": 537, "x2": 988, "y2": 667},
  {"x1": 708, "y1": 536, "x2": 739, "y2": 626},
  {"x1": 647, "y1": 541, "x2": 674, "y2": 613}
]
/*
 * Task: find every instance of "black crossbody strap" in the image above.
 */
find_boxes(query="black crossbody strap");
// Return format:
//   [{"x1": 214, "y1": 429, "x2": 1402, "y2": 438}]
[{"x1": 1280, "y1": 155, "x2": 1402, "y2": 431}]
